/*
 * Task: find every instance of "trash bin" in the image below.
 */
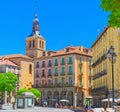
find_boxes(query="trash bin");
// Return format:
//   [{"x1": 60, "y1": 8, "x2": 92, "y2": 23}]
[{"x1": 13, "y1": 102, "x2": 16, "y2": 109}]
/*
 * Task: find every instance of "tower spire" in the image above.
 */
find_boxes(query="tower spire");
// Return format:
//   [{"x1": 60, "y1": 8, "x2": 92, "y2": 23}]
[{"x1": 31, "y1": 0, "x2": 40, "y2": 36}]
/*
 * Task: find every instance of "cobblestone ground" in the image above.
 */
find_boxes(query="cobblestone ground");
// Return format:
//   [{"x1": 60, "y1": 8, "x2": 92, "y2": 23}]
[{"x1": 0, "y1": 107, "x2": 75, "y2": 112}]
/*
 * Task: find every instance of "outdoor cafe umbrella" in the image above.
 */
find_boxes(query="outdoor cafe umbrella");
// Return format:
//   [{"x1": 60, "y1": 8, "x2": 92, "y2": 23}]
[
  {"x1": 101, "y1": 98, "x2": 117, "y2": 108},
  {"x1": 101, "y1": 98, "x2": 117, "y2": 102},
  {"x1": 59, "y1": 99, "x2": 69, "y2": 102}
]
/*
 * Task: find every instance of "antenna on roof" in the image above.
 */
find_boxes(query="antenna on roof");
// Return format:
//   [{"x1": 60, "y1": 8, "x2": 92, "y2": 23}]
[{"x1": 97, "y1": 28, "x2": 100, "y2": 36}]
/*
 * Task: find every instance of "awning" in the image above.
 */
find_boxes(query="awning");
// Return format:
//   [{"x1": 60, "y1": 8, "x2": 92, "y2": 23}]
[{"x1": 85, "y1": 96, "x2": 92, "y2": 99}]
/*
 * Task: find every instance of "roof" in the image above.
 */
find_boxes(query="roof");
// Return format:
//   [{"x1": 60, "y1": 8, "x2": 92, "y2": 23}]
[
  {"x1": 0, "y1": 58, "x2": 19, "y2": 67},
  {"x1": 52, "y1": 46, "x2": 92, "y2": 57},
  {"x1": 91, "y1": 26, "x2": 109, "y2": 48},
  {"x1": 0, "y1": 54, "x2": 32, "y2": 60}
]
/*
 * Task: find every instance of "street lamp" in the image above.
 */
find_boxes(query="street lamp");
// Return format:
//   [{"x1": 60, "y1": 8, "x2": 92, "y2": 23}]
[{"x1": 107, "y1": 45, "x2": 117, "y2": 106}]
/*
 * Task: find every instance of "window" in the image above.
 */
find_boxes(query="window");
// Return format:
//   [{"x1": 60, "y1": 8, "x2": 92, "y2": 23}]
[
  {"x1": 69, "y1": 77, "x2": 72, "y2": 86},
  {"x1": 66, "y1": 48, "x2": 69, "y2": 52},
  {"x1": 42, "y1": 61, "x2": 45, "y2": 67},
  {"x1": 48, "y1": 69, "x2": 52, "y2": 76},
  {"x1": 54, "y1": 59, "x2": 58, "y2": 66},
  {"x1": 29, "y1": 41, "x2": 31, "y2": 48},
  {"x1": 48, "y1": 60, "x2": 52, "y2": 66},
  {"x1": 55, "y1": 68, "x2": 58, "y2": 73},
  {"x1": 36, "y1": 62, "x2": 39, "y2": 68},
  {"x1": 68, "y1": 57, "x2": 72, "y2": 64},
  {"x1": 89, "y1": 59, "x2": 92, "y2": 65},
  {"x1": 42, "y1": 41, "x2": 44, "y2": 49},
  {"x1": 48, "y1": 79, "x2": 51, "y2": 85},
  {"x1": 29, "y1": 64, "x2": 32, "y2": 74},
  {"x1": 68, "y1": 66, "x2": 72, "y2": 73},
  {"x1": 35, "y1": 70, "x2": 39, "y2": 77},
  {"x1": 61, "y1": 57, "x2": 65, "y2": 64},
  {"x1": 35, "y1": 80, "x2": 38, "y2": 87},
  {"x1": 89, "y1": 68, "x2": 92, "y2": 75},
  {"x1": 80, "y1": 57, "x2": 82, "y2": 63},
  {"x1": 42, "y1": 52, "x2": 46, "y2": 56},
  {"x1": 61, "y1": 67, "x2": 65, "y2": 74},
  {"x1": 61, "y1": 77, "x2": 65, "y2": 86},
  {"x1": 42, "y1": 80, "x2": 45, "y2": 85},
  {"x1": 39, "y1": 40, "x2": 41, "y2": 48},
  {"x1": 80, "y1": 78, "x2": 82, "y2": 86},
  {"x1": 80, "y1": 66, "x2": 82, "y2": 74},
  {"x1": 54, "y1": 68, "x2": 58, "y2": 76},
  {"x1": 33, "y1": 40, "x2": 35, "y2": 48},
  {"x1": 54, "y1": 78, "x2": 58, "y2": 85},
  {"x1": 42, "y1": 69, "x2": 45, "y2": 77}
]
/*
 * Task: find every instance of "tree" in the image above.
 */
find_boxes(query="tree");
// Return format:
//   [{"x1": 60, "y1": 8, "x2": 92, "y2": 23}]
[
  {"x1": 0, "y1": 72, "x2": 18, "y2": 103},
  {"x1": 0, "y1": 72, "x2": 18, "y2": 92},
  {"x1": 100, "y1": 0, "x2": 120, "y2": 27},
  {"x1": 17, "y1": 88, "x2": 30, "y2": 96},
  {"x1": 18, "y1": 88, "x2": 41, "y2": 98},
  {"x1": 30, "y1": 88, "x2": 41, "y2": 98}
]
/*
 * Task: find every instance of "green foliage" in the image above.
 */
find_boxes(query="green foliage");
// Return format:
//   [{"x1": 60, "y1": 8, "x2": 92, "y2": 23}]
[
  {"x1": 17, "y1": 88, "x2": 30, "y2": 96},
  {"x1": 100, "y1": 0, "x2": 120, "y2": 27},
  {"x1": 18, "y1": 88, "x2": 41, "y2": 98},
  {"x1": 0, "y1": 72, "x2": 18, "y2": 93},
  {"x1": 30, "y1": 88, "x2": 41, "y2": 98}
]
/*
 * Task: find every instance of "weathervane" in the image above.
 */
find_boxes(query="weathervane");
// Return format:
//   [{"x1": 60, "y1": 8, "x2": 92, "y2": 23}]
[{"x1": 34, "y1": 0, "x2": 38, "y2": 14}]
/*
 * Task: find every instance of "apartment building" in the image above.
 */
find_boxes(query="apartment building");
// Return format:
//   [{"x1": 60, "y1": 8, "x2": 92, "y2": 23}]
[
  {"x1": 91, "y1": 27, "x2": 120, "y2": 107},
  {"x1": 34, "y1": 46, "x2": 92, "y2": 107}
]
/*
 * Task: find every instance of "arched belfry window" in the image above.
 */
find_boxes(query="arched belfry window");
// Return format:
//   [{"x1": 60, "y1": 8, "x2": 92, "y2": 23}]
[
  {"x1": 39, "y1": 40, "x2": 41, "y2": 48},
  {"x1": 33, "y1": 40, "x2": 35, "y2": 48},
  {"x1": 42, "y1": 41, "x2": 44, "y2": 49},
  {"x1": 29, "y1": 41, "x2": 31, "y2": 48},
  {"x1": 29, "y1": 64, "x2": 32, "y2": 74}
]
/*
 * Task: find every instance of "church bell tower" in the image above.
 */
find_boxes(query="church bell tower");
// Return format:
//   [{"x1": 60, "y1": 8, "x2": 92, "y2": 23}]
[{"x1": 26, "y1": 14, "x2": 46, "y2": 58}]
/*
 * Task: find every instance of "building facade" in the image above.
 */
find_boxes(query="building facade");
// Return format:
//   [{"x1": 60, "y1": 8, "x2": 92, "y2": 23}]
[
  {"x1": 0, "y1": 58, "x2": 20, "y2": 104},
  {"x1": 26, "y1": 14, "x2": 46, "y2": 58},
  {"x1": 34, "y1": 46, "x2": 92, "y2": 107},
  {"x1": 91, "y1": 27, "x2": 120, "y2": 107},
  {"x1": 0, "y1": 54, "x2": 34, "y2": 89}
]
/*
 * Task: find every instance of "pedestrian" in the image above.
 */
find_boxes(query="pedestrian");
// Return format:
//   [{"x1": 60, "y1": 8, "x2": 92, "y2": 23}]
[{"x1": 55, "y1": 102, "x2": 58, "y2": 108}]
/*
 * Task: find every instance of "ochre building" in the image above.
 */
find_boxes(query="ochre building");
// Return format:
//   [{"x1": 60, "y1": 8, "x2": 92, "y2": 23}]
[{"x1": 91, "y1": 27, "x2": 120, "y2": 107}]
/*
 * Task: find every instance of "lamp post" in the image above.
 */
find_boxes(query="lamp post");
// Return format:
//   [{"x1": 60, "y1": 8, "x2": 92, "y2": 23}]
[{"x1": 107, "y1": 46, "x2": 117, "y2": 106}]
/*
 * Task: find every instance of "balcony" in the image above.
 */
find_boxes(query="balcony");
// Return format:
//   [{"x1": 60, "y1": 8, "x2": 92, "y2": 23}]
[
  {"x1": 48, "y1": 72, "x2": 52, "y2": 77},
  {"x1": 54, "y1": 73, "x2": 58, "y2": 76},
  {"x1": 93, "y1": 69, "x2": 107, "y2": 80},
  {"x1": 68, "y1": 61, "x2": 73, "y2": 64},
  {"x1": 48, "y1": 63, "x2": 52, "y2": 67},
  {"x1": 101, "y1": 53, "x2": 107, "y2": 60},
  {"x1": 54, "y1": 63, "x2": 58, "y2": 66},
  {"x1": 41, "y1": 74, "x2": 45, "y2": 77},
  {"x1": 92, "y1": 86, "x2": 107, "y2": 94},
  {"x1": 61, "y1": 72, "x2": 65, "y2": 76},
  {"x1": 68, "y1": 72, "x2": 73, "y2": 75},
  {"x1": 42, "y1": 64, "x2": 45, "y2": 68},
  {"x1": 68, "y1": 83, "x2": 73, "y2": 87},
  {"x1": 35, "y1": 84, "x2": 39, "y2": 88},
  {"x1": 61, "y1": 62, "x2": 65, "y2": 65}
]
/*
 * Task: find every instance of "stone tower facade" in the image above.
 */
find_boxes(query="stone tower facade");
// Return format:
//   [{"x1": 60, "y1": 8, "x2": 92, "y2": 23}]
[{"x1": 26, "y1": 14, "x2": 46, "y2": 58}]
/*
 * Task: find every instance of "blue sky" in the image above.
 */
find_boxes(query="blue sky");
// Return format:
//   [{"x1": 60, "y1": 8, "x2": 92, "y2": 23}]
[{"x1": 0, "y1": 0, "x2": 108, "y2": 55}]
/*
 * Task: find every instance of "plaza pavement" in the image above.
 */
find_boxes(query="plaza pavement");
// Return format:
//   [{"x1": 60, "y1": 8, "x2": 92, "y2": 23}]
[{"x1": 0, "y1": 106, "x2": 76, "y2": 112}]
